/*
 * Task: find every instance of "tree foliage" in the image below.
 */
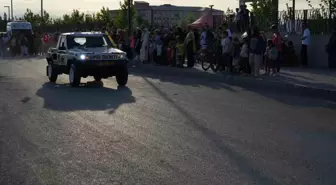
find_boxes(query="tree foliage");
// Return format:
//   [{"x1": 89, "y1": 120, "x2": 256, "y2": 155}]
[
  {"x1": 2, "y1": 5, "x2": 148, "y2": 31},
  {"x1": 250, "y1": 0, "x2": 273, "y2": 18},
  {"x1": 113, "y1": 0, "x2": 136, "y2": 28},
  {"x1": 306, "y1": 0, "x2": 336, "y2": 19},
  {"x1": 179, "y1": 13, "x2": 196, "y2": 28}
]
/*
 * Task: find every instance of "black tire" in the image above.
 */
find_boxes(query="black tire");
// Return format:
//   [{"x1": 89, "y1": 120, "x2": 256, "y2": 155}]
[
  {"x1": 200, "y1": 53, "x2": 212, "y2": 71},
  {"x1": 94, "y1": 76, "x2": 102, "y2": 81},
  {"x1": 116, "y1": 65, "x2": 128, "y2": 86},
  {"x1": 69, "y1": 64, "x2": 81, "y2": 87},
  {"x1": 47, "y1": 64, "x2": 58, "y2": 83}
]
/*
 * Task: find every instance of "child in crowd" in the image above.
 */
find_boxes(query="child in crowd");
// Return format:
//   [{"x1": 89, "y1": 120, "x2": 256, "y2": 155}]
[
  {"x1": 175, "y1": 35, "x2": 184, "y2": 68},
  {"x1": 232, "y1": 37, "x2": 241, "y2": 73},
  {"x1": 240, "y1": 37, "x2": 249, "y2": 74},
  {"x1": 168, "y1": 37, "x2": 177, "y2": 66},
  {"x1": 221, "y1": 31, "x2": 233, "y2": 72},
  {"x1": 265, "y1": 39, "x2": 278, "y2": 75}
]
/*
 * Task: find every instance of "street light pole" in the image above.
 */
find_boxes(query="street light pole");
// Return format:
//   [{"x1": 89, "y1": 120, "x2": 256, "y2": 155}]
[
  {"x1": 10, "y1": 0, "x2": 13, "y2": 20},
  {"x1": 4, "y1": 6, "x2": 10, "y2": 20}
]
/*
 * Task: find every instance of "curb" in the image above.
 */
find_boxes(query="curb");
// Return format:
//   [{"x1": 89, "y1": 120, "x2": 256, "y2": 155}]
[{"x1": 129, "y1": 64, "x2": 336, "y2": 102}]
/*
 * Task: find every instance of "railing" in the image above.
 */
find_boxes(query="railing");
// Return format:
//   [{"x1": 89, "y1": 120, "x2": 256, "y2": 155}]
[{"x1": 253, "y1": 8, "x2": 335, "y2": 34}]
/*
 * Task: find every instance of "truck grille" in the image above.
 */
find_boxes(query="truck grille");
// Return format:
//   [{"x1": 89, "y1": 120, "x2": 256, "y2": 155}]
[
  {"x1": 89, "y1": 55, "x2": 102, "y2": 60},
  {"x1": 102, "y1": 55, "x2": 118, "y2": 60}
]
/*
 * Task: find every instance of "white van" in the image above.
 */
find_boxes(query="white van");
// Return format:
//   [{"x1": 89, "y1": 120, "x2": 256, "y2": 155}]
[{"x1": 6, "y1": 21, "x2": 33, "y2": 38}]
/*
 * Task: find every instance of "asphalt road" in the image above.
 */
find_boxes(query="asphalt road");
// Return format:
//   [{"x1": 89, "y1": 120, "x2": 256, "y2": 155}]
[{"x1": 1, "y1": 57, "x2": 336, "y2": 185}]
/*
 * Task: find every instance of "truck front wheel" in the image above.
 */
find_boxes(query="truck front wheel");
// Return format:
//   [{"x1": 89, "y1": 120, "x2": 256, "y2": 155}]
[
  {"x1": 116, "y1": 65, "x2": 128, "y2": 86},
  {"x1": 47, "y1": 64, "x2": 58, "y2": 83},
  {"x1": 69, "y1": 64, "x2": 81, "y2": 87}
]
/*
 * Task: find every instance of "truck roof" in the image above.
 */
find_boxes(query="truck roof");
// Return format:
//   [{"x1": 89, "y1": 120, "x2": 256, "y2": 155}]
[{"x1": 61, "y1": 32, "x2": 105, "y2": 36}]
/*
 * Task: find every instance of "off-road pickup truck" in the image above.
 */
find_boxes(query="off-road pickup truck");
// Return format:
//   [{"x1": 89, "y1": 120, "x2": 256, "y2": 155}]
[{"x1": 46, "y1": 32, "x2": 128, "y2": 87}]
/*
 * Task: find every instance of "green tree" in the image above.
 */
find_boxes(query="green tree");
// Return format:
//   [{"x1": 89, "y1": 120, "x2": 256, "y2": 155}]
[
  {"x1": 23, "y1": 9, "x2": 51, "y2": 26},
  {"x1": 180, "y1": 13, "x2": 196, "y2": 28},
  {"x1": 70, "y1": 9, "x2": 85, "y2": 24},
  {"x1": 62, "y1": 14, "x2": 71, "y2": 24},
  {"x1": 23, "y1": 9, "x2": 40, "y2": 26},
  {"x1": 250, "y1": 0, "x2": 274, "y2": 27},
  {"x1": 134, "y1": 15, "x2": 150, "y2": 28},
  {"x1": 250, "y1": 0, "x2": 273, "y2": 18},
  {"x1": 96, "y1": 7, "x2": 111, "y2": 23},
  {"x1": 113, "y1": 0, "x2": 136, "y2": 28}
]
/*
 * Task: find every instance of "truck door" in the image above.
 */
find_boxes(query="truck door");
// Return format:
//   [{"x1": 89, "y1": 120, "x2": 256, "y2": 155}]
[{"x1": 57, "y1": 36, "x2": 67, "y2": 65}]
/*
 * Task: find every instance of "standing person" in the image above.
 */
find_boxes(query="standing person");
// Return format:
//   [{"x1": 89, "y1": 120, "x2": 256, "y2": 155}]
[
  {"x1": 234, "y1": 8, "x2": 242, "y2": 32},
  {"x1": 129, "y1": 31, "x2": 136, "y2": 67},
  {"x1": 249, "y1": 27, "x2": 265, "y2": 76},
  {"x1": 326, "y1": 29, "x2": 336, "y2": 68},
  {"x1": 184, "y1": 26, "x2": 196, "y2": 68},
  {"x1": 221, "y1": 31, "x2": 233, "y2": 72},
  {"x1": 134, "y1": 28, "x2": 142, "y2": 63},
  {"x1": 34, "y1": 32, "x2": 41, "y2": 56},
  {"x1": 176, "y1": 35, "x2": 184, "y2": 68},
  {"x1": 240, "y1": 37, "x2": 249, "y2": 74},
  {"x1": 10, "y1": 35, "x2": 17, "y2": 57},
  {"x1": 140, "y1": 28, "x2": 149, "y2": 64},
  {"x1": 222, "y1": 23, "x2": 232, "y2": 38},
  {"x1": 301, "y1": 23, "x2": 310, "y2": 67},
  {"x1": 265, "y1": 39, "x2": 278, "y2": 75},
  {"x1": 242, "y1": 5, "x2": 250, "y2": 32},
  {"x1": 0, "y1": 33, "x2": 4, "y2": 57},
  {"x1": 271, "y1": 24, "x2": 283, "y2": 74},
  {"x1": 20, "y1": 34, "x2": 29, "y2": 56},
  {"x1": 232, "y1": 37, "x2": 241, "y2": 72},
  {"x1": 193, "y1": 28, "x2": 200, "y2": 52}
]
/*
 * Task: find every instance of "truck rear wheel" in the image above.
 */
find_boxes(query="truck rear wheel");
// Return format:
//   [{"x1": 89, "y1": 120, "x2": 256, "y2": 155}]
[
  {"x1": 116, "y1": 65, "x2": 128, "y2": 86},
  {"x1": 47, "y1": 64, "x2": 58, "y2": 83},
  {"x1": 69, "y1": 64, "x2": 81, "y2": 87}
]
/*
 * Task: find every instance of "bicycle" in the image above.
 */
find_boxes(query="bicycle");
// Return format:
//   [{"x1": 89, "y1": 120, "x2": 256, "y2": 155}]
[{"x1": 199, "y1": 49, "x2": 221, "y2": 72}]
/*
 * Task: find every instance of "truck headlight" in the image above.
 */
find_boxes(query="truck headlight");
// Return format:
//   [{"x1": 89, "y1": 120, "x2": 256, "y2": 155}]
[
  {"x1": 118, "y1": 54, "x2": 126, "y2": 59},
  {"x1": 80, "y1": 54, "x2": 86, "y2": 60}
]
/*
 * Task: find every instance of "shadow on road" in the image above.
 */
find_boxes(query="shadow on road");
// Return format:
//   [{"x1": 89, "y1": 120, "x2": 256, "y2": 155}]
[
  {"x1": 143, "y1": 77, "x2": 280, "y2": 185},
  {"x1": 130, "y1": 65, "x2": 336, "y2": 109},
  {"x1": 129, "y1": 66, "x2": 237, "y2": 92},
  {"x1": 36, "y1": 82, "x2": 136, "y2": 112}
]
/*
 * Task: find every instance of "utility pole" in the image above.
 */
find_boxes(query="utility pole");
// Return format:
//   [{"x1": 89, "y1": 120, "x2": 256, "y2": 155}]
[
  {"x1": 10, "y1": 0, "x2": 13, "y2": 20},
  {"x1": 292, "y1": 0, "x2": 295, "y2": 20},
  {"x1": 127, "y1": 0, "x2": 132, "y2": 37},
  {"x1": 209, "y1": 5, "x2": 214, "y2": 28},
  {"x1": 41, "y1": 0, "x2": 43, "y2": 32},
  {"x1": 4, "y1": 6, "x2": 10, "y2": 20}
]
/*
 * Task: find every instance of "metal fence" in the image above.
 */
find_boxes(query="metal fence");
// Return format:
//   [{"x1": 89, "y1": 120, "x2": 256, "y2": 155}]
[{"x1": 254, "y1": 8, "x2": 335, "y2": 34}]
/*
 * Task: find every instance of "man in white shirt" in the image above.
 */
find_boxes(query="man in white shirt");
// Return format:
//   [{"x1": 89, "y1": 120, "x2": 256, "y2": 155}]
[
  {"x1": 200, "y1": 27, "x2": 207, "y2": 49},
  {"x1": 301, "y1": 23, "x2": 310, "y2": 66}
]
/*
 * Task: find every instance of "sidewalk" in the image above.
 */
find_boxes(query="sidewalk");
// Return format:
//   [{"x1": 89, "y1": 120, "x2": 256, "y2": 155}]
[{"x1": 130, "y1": 63, "x2": 336, "y2": 101}]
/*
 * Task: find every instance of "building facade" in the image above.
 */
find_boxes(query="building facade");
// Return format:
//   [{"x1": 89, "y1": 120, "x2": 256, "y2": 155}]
[{"x1": 110, "y1": 1, "x2": 224, "y2": 28}]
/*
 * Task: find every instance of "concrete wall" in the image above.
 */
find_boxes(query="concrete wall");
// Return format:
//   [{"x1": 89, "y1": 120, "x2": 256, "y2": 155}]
[
  {"x1": 263, "y1": 33, "x2": 331, "y2": 68},
  {"x1": 288, "y1": 34, "x2": 330, "y2": 68}
]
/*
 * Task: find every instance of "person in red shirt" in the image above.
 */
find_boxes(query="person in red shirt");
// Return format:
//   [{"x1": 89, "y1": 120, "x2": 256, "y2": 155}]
[{"x1": 271, "y1": 24, "x2": 283, "y2": 73}]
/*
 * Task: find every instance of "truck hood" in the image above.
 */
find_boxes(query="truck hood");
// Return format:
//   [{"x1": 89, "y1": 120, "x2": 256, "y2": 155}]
[{"x1": 69, "y1": 47, "x2": 124, "y2": 54}]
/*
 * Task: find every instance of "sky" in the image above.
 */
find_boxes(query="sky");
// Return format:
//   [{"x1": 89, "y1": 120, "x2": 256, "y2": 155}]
[{"x1": 0, "y1": 0, "x2": 322, "y2": 18}]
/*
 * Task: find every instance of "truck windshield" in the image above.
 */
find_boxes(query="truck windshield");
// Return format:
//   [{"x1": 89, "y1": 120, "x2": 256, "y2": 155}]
[{"x1": 67, "y1": 35, "x2": 112, "y2": 49}]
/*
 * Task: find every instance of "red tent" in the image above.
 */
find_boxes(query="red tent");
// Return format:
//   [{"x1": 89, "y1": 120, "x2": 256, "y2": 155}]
[{"x1": 188, "y1": 12, "x2": 213, "y2": 29}]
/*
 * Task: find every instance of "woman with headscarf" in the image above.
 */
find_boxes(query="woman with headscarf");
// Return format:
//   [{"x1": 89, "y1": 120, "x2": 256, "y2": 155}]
[
  {"x1": 184, "y1": 26, "x2": 196, "y2": 68},
  {"x1": 140, "y1": 28, "x2": 149, "y2": 63}
]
